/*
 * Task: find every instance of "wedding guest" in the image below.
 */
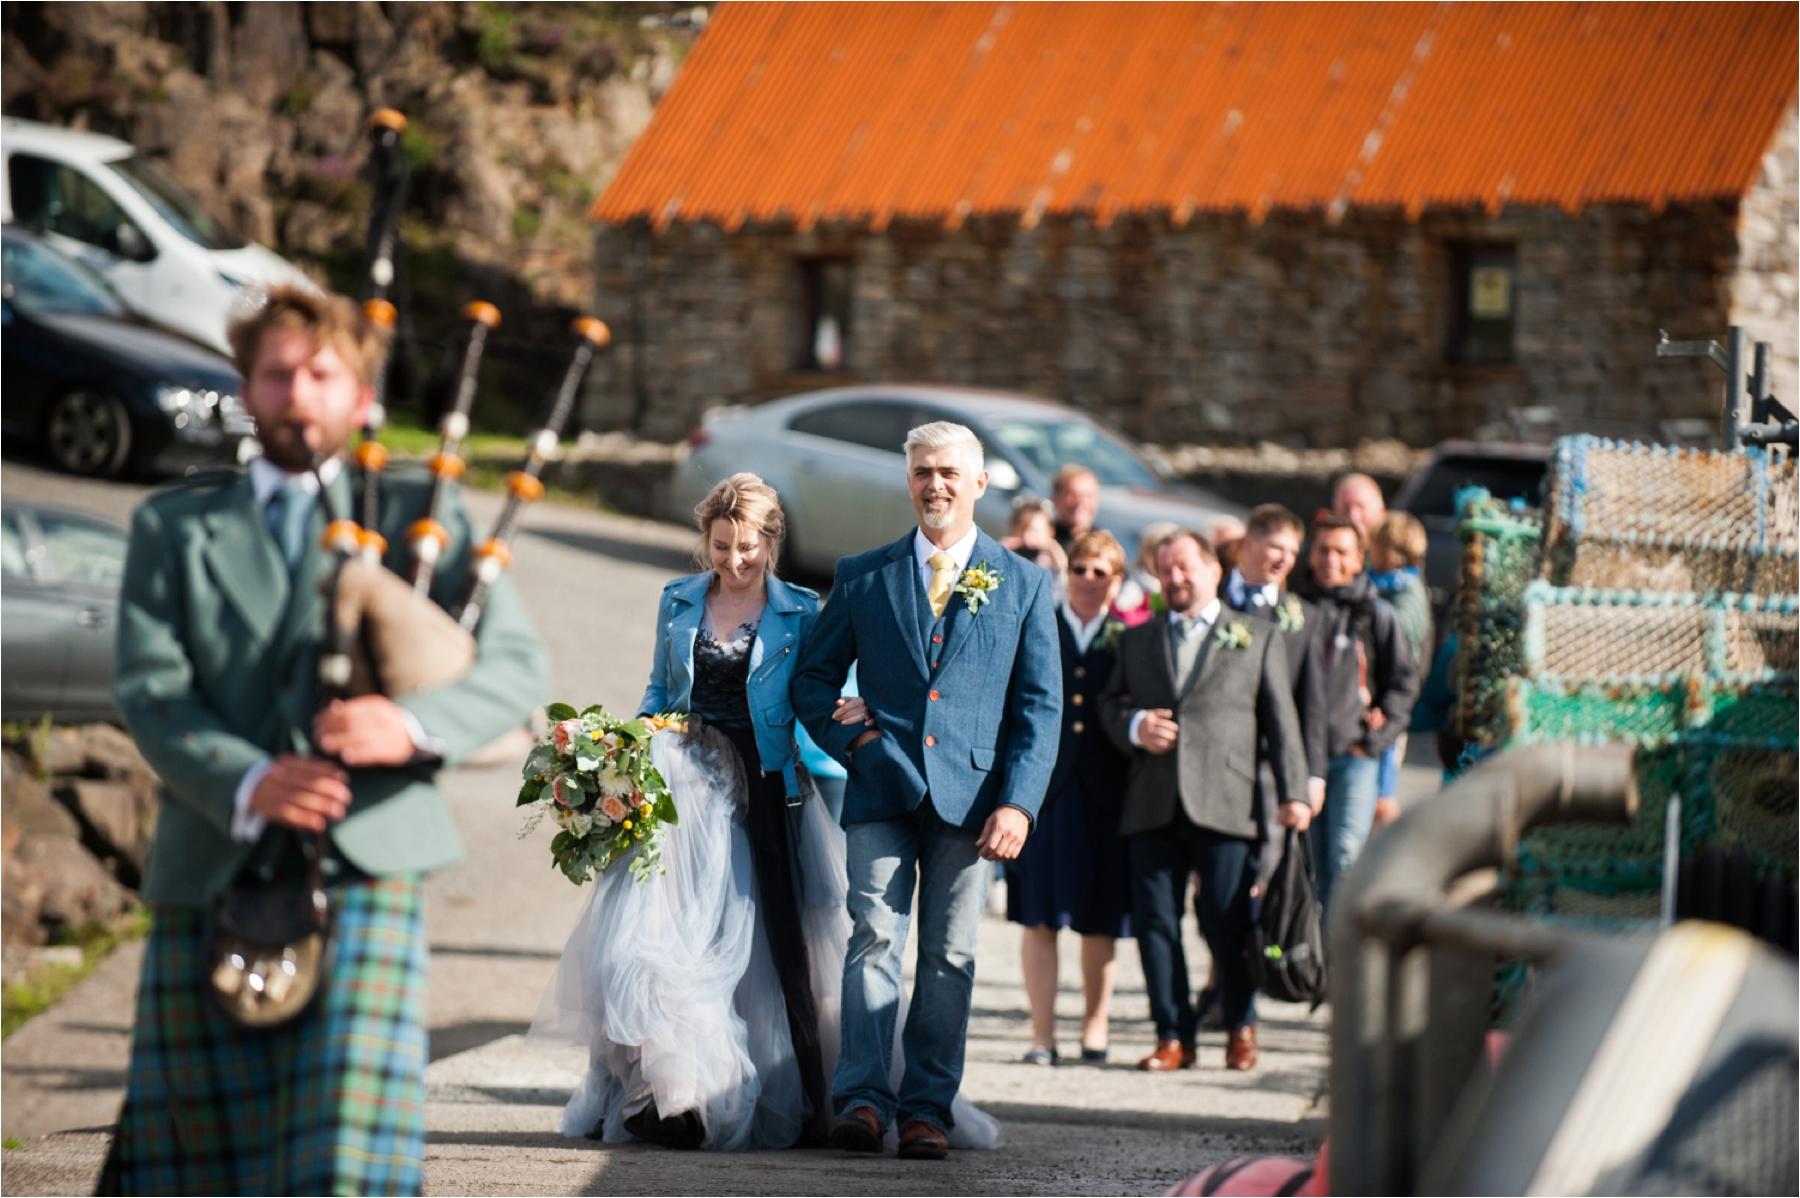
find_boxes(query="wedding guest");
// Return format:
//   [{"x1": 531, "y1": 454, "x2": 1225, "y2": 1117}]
[
  {"x1": 1051, "y1": 465, "x2": 1101, "y2": 551},
  {"x1": 1100, "y1": 531, "x2": 1311, "y2": 1073},
  {"x1": 1367, "y1": 512, "x2": 1432, "y2": 826},
  {"x1": 1332, "y1": 472, "x2": 1387, "y2": 538},
  {"x1": 1114, "y1": 521, "x2": 1179, "y2": 626},
  {"x1": 1002, "y1": 497, "x2": 1069, "y2": 584},
  {"x1": 1206, "y1": 514, "x2": 1247, "y2": 577},
  {"x1": 1301, "y1": 515, "x2": 1418, "y2": 910},
  {"x1": 1006, "y1": 531, "x2": 1134, "y2": 1066}
]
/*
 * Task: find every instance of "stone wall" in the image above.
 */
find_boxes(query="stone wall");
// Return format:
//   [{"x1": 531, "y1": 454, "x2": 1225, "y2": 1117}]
[
  {"x1": 585, "y1": 200, "x2": 1747, "y2": 448},
  {"x1": 1730, "y1": 100, "x2": 1800, "y2": 409}
]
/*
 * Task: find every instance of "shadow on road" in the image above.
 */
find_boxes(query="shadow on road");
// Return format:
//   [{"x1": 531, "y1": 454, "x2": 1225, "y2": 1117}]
[
  {"x1": 524, "y1": 526, "x2": 695, "y2": 573},
  {"x1": 429, "y1": 1019, "x2": 534, "y2": 1062}
]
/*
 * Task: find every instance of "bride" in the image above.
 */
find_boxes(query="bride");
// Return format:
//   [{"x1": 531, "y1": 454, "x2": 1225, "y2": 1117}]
[{"x1": 531, "y1": 473, "x2": 997, "y2": 1152}]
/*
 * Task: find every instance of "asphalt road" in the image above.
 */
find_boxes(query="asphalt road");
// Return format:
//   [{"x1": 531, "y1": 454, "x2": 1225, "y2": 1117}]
[{"x1": 0, "y1": 458, "x2": 1376, "y2": 1194}]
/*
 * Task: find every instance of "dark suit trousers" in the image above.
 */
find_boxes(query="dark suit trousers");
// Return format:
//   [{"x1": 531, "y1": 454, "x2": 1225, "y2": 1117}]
[{"x1": 1128, "y1": 811, "x2": 1260, "y2": 1042}]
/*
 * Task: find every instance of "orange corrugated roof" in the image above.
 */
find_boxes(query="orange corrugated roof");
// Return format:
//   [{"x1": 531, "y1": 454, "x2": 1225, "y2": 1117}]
[{"x1": 595, "y1": 2, "x2": 1798, "y2": 228}]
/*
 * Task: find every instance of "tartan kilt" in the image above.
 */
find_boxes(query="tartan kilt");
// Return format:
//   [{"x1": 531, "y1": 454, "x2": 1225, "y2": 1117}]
[{"x1": 100, "y1": 876, "x2": 428, "y2": 1197}]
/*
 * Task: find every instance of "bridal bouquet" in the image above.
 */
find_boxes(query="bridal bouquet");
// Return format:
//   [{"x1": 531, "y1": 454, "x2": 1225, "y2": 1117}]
[{"x1": 517, "y1": 703, "x2": 683, "y2": 885}]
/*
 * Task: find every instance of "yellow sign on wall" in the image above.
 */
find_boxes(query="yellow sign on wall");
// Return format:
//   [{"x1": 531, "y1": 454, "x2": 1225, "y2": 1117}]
[{"x1": 1470, "y1": 266, "x2": 1513, "y2": 318}]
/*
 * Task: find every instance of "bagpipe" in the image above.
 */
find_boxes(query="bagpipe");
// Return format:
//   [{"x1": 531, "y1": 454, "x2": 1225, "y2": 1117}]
[{"x1": 317, "y1": 109, "x2": 610, "y2": 705}]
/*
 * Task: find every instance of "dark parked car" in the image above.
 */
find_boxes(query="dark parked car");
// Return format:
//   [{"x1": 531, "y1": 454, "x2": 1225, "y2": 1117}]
[
  {"x1": 1, "y1": 224, "x2": 254, "y2": 478},
  {"x1": 1, "y1": 502, "x2": 128, "y2": 724},
  {"x1": 1393, "y1": 440, "x2": 1551, "y2": 611}
]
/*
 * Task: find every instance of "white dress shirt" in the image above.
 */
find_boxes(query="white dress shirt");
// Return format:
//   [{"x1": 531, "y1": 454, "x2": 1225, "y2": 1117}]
[
  {"x1": 232, "y1": 455, "x2": 439, "y2": 842},
  {"x1": 1060, "y1": 601, "x2": 1110, "y2": 654},
  {"x1": 1226, "y1": 568, "x2": 1279, "y2": 611},
  {"x1": 913, "y1": 524, "x2": 980, "y2": 593},
  {"x1": 1128, "y1": 600, "x2": 1221, "y2": 747}
]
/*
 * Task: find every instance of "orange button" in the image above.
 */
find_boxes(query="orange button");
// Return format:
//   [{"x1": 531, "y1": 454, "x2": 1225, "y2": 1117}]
[
  {"x1": 925, "y1": 735, "x2": 937, "y2": 747},
  {"x1": 929, "y1": 690, "x2": 941, "y2": 701},
  {"x1": 1072, "y1": 721, "x2": 1085, "y2": 734},
  {"x1": 1071, "y1": 693, "x2": 1084, "y2": 707},
  {"x1": 1074, "y1": 667, "x2": 1087, "y2": 679},
  {"x1": 932, "y1": 635, "x2": 943, "y2": 644}
]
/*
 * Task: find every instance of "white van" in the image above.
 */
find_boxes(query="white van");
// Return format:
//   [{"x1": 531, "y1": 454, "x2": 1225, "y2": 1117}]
[{"x1": 0, "y1": 119, "x2": 310, "y2": 353}]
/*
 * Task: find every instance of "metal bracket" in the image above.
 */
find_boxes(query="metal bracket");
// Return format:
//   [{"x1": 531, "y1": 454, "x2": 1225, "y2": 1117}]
[{"x1": 1656, "y1": 327, "x2": 1796, "y2": 449}]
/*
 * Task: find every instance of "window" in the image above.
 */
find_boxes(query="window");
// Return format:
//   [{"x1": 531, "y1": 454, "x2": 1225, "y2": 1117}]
[
  {"x1": 793, "y1": 256, "x2": 852, "y2": 371},
  {"x1": 788, "y1": 401, "x2": 912, "y2": 454},
  {"x1": 108, "y1": 155, "x2": 244, "y2": 250},
  {"x1": 1446, "y1": 243, "x2": 1517, "y2": 365},
  {"x1": 8, "y1": 153, "x2": 148, "y2": 258},
  {"x1": 0, "y1": 514, "x2": 29, "y2": 579},
  {"x1": 1, "y1": 230, "x2": 126, "y2": 316},
  {"x1": 988, "y1": 417, "x2": 1162, "y2": 489},
  {"x1": 36, "y1": 513, "x2": 127, "y2": 587}
]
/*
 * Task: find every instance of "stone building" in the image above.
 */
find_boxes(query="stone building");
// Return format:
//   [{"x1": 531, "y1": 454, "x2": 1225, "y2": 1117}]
[{"x1": 585, "y1": 2, "x2": 1798, "y2": 447}]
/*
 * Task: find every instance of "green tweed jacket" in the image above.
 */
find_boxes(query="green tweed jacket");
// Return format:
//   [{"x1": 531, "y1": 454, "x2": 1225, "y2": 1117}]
[{"x1": 114, "y1": 464, "x2": 549, "y2": 906}]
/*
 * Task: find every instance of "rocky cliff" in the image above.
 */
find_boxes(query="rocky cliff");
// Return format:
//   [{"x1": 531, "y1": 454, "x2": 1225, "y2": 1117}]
[{"x1": 2, "y1": 1, "x2": 700, "y2": 426}]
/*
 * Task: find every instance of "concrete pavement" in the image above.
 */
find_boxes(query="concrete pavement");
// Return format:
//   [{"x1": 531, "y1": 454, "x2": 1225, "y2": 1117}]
[{"x1": 0, "y1": 460, "x2": 1339, "y2": 1194}]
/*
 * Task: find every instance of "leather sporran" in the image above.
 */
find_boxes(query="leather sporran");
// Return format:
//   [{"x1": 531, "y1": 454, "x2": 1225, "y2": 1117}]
[{"x1": 206, "y1": 834, "x2": 336, "y2": 1029}]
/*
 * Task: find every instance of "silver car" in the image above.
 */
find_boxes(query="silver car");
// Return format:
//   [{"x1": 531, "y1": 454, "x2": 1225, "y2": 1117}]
[
  {"x1": 2, "y1": 502, "x2": 128, "y2": 724},
  {"x1": 669, "y1": 384, "x2": 1242, "y2": 576}
]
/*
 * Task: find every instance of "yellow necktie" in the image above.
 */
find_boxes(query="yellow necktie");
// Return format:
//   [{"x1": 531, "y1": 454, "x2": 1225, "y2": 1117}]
[{"x1": 927, "y1": 551, "x2": 958, "y2": 620}]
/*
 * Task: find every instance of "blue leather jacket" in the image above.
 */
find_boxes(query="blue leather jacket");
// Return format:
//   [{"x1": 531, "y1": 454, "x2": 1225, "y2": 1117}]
[{"x1": 639, "y1": 571, "x2": 820, "y2": 792}]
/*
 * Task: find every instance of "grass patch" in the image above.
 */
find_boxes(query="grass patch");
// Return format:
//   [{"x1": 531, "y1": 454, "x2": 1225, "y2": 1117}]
[
  {"x1": 3, "y1": 1137, "x2": 22, "y2": 1150},
  {"x1": 2, "y1": 909, "x2": 151, "y2": 1040},
  {"x1": 0, "y1": 714, "x2": 53, "y2": 776},
  {"x1": 378, "y1": 411, "x2": 531, "y2": 459}
]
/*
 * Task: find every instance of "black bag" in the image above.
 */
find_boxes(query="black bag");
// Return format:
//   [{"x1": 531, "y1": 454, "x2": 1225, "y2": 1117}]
[
  {"x1": 206, "y1": 831, "x2": 335, "y2": 1030},
  {"x1": 1247, "y1": 828, "x2": 1328, "y2": 1006}
]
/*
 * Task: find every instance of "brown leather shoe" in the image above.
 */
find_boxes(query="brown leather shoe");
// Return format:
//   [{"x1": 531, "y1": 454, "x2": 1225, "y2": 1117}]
[
  {"x1": 828, "y1": 1105, "x2": 884, "y2": 1153},
  {"x1": 1137, "y1": 1039, "x2": 1196, "y2": 1072},
  {"x1": 1225, "y1": 1024, "x2": 1260, "y2": 1072},
  {"x1": 897, "y1": 1118, "x2": 949, "y2": 1160}
]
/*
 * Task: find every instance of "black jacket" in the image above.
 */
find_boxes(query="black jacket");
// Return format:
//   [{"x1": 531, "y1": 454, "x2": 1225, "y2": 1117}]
[{"x1": 1302, "y1": 575, "x2": 1419, "y2": 759}]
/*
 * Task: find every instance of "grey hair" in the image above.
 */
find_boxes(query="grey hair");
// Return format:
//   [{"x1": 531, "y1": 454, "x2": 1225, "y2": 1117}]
[{"x1": 902, "y1": 421, "x2": 984, "y2": 468}]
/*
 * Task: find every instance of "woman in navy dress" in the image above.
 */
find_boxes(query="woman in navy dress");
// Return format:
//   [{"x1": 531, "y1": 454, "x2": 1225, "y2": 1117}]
[{"x1": 1005, "y1": 530, "x2": 1135, "y2": 1064}]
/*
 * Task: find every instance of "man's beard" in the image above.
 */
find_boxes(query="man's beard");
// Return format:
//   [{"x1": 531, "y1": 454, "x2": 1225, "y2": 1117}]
[
  {"x1": 919, "y1": 498, "x2": 954, "y2": 530},
  {"x1": 257, "y1": 421, "x2": 341, "y2": 472}
]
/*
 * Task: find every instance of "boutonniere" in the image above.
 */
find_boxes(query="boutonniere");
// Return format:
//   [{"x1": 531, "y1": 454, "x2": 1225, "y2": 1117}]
[
  {"x1": 1275, "y1": 594, "x2": 1305, "y2": 634},
  {"x1": 954, "y1": 562, "x2": 1003, "y2": 614},
  {"x1": 1215, "y1": 618, "x2": 1254, "y2": 650},
  {"x1": 1094, "y1": 617, "x2": 1127, "y2": 653}
]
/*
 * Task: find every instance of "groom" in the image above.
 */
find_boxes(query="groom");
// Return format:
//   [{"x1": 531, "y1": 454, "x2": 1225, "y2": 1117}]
[{"x1": 793, "y1": 421, "x2": 1061, "y2": 1160}]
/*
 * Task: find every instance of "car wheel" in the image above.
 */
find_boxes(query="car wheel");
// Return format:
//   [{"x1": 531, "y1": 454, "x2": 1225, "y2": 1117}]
[{"x1": 44, "y1": 388, "x2": 134, "y2": 478}]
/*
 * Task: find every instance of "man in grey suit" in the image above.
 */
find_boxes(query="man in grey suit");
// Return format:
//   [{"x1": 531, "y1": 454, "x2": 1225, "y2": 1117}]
[{"x1": 1100, "y1": 531, "x2": 1311, "y2": 1073}]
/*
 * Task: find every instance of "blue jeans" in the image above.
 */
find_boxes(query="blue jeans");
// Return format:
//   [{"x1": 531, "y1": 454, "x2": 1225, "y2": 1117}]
[
  {"x1": 1313, "y1": 754, "x2": 1380, "y2": 911},
  {"x1": 834, "y1": 805, "x2": 989, "y2": 1133}
]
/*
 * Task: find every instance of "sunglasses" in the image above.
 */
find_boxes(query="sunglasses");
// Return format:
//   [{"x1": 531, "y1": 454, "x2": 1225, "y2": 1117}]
[{"x1": 1069, "y1": 564, "x2": 1113, "y2": 578}]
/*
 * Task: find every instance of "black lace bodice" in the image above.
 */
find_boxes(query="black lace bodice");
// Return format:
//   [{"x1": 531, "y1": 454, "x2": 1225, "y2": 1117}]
[{"x1": 689, "y1": 618, "x2": 758, "y2": 729}]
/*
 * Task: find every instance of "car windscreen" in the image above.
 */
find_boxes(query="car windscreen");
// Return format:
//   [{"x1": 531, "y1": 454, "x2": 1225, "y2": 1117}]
[
  {"x1": 987, "y1": 417, "x2": 1161, "y2": 489},
  {"x1": 1, "y1": 232, "x2": 127, "y2": 316},
  {"x1": 107, "y1": 155, "x2": 247, "y2": 251},
  {"x1": 1406, "y1": 455, "x2": 1547, "y2": 517}
]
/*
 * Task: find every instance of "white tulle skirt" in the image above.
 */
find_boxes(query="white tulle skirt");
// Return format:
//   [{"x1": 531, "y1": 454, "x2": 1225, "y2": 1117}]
[{"x1": 530, "y1": 728, "x2": 1000, "y2": 1151}]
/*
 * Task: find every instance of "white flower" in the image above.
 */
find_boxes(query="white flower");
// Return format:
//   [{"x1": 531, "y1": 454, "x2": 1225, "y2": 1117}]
[
  {"x1": 598, "y1": 766, "x2": 636, "y2": 798},
  {"x1": 599, "y1": 731, "x2": 621, "y2": 752}
]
